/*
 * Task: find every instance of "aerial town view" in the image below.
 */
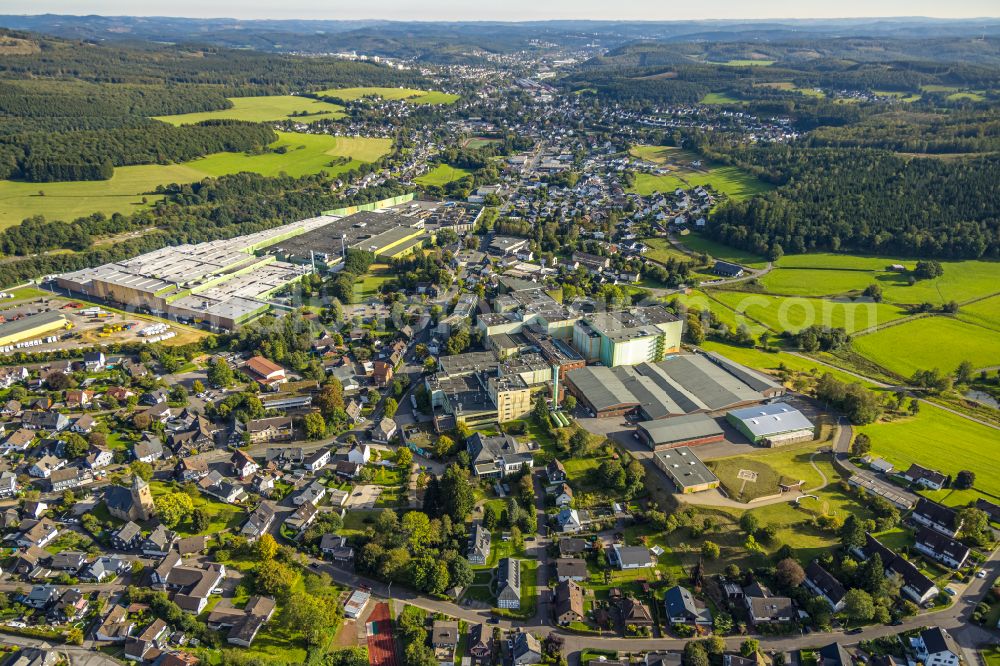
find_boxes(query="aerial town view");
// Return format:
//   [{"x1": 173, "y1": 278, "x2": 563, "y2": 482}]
[{"x1": 0, "y1": 2, "x2": 997, "y2": 666}]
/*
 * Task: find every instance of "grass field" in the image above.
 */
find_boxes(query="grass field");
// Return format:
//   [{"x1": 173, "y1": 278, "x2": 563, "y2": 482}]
[
  {"x1": 874, "y1": 91, "x2": 922, "y2": 103},
  {"x1": 154, "y1": 95, "x2": 345, "y2": 125},
  {"x1": 958, "y1": 293, "x2": 1000, "y2": 333},
  {"x1": 416, "y1": 164, "x2": 473, "y2": 187},
  {"x1": 700, "y1": 92, "x2": 742, "y2": 105},
  {"x1": 715, "y1": 59, "x2": 775, "y2": 67},
  {"x1": 710, "y1": 290, "x2": 909, "y2": 334},
  {"x1": 0, "y1": 133, "x2": 391, "y2": 227},
  {"x1": 679, "y1": 233, "x2": 768, "y2": 268},
  {"x1": 852, "y1": 315, "x2": 1000, "y2": 375},
  {"x1": 709, "y1": 447, "x2": 825, "y2": 502},
  {"x1": 857, "y1": 402, "x2": 1000, "y2": 503},
  {"x1": 759, "y1": 268, "x2": 888, "y2": 297},
  {"x1": 630, "y1": 166, "x2": 769, "y2": 201},
  {"x1": 314, "y1": 87, "x2": 459, "y2": 105},
  {"x1": 775, "y1": 253, "x2": 1000, "y2": 306},
  {"x1": 755, "y1": 82, "x2": 825, "y2": 98},
  {"x1": 700, "y1": 339, "x2": 883, "y2": 388}
]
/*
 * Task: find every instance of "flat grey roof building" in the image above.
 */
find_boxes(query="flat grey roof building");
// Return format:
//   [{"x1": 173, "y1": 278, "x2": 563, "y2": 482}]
[
  {"x1": 637, "y1": 414, "x2": 725, "y2": 449},
  {"x1": 653, "y1": 447, "x2": 720, "y2": 492}
]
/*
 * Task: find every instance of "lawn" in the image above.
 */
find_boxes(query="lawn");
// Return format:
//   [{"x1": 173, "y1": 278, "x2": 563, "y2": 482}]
[
  {"x1": 640, "y1": 237, "x2": 692, "y2": 265},
  {"x1": 154, "y1": 95, "x2": 345, "y2": 125},
  {"x1": 679, "y1": 233, "x2": 768, "y2": 268},
  {"x1": 670, "y1": 290, "x2": 750, "y2": 332},
  {"x1": 314, "y1": 87, "x2": 459, "y2": 105},
  {"x1": 708, "y1": 447, "x2": 828, "y2": 502},
  {"x1": 852, "y1": 315, "x2": 1000, "y2": 375},
  {"x1": 759, "y1": 268, "x2": 888, "y2": 298},
  {"x1": 629, "y1": 166, "x2": 769, "y2": 201},
  {"x1": 416, "y1": 164, "x2": 473, "y2": 187},
  {"x1": 149, "y1": 481, "x2": 246, "y2": 536},
  {"x1": 355, "y1": 264, "x2": 394, "y2": 301},
  {"x1": 709, "y1": 290, "x2": 909, "y2": 334},
  {"x1": 699, "y1": 339, "x2": 883, "y2": 389},
  {"x1": 0, "y1": 133, "x2": 391, "y2": 227},
  {"x1": 856, "y1": 402, "x2": 1000, "y2": 502}
]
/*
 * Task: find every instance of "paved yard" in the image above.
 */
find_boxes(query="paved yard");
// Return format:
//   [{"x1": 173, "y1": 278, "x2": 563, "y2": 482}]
[{"x1": 347, "y1": 484, "x2": 382, "y2": 509}]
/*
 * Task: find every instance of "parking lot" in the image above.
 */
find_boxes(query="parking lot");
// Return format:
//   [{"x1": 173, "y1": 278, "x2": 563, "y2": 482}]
[{"x1": 346, "y1": 484, "x2": 382, "y2": 509}]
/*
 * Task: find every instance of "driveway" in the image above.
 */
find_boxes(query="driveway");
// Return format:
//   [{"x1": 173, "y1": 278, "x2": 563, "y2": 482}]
[{"x1": 346, "y1": 484, "x2": 382, "y2": 509}]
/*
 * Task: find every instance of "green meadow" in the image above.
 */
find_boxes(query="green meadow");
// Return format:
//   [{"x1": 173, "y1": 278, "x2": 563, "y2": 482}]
[
  {"x1": 852, "y1": 315, "x2": 1000, "y2": 376},
  {"x1": 0, "y1": 132, "x2": 391, "y2": 227},
  {"x1": 416, "y1": 164, "x2": 473, "y2": 187},
  {"x1": 680, "y1": 233, "x2": 768, "y2": 268},
  {"x1": 957, "y1": 293, "x2": 1000, "y2": 333},
  {"x1": 759, "y1": 268, "x2": 889, "y2": 297},
  {"x1": 154, "y1": 95, "x2": 345, "y2": 125},
  {"x1": 857, "y1": 402, "x2": 1000, "y2": 503},
  {"x1": 710, "y1": 290, "x2": 909, "y2": 334},
  {"x1": 700, "y1": 92, "x2": 742, "y2": 104},
  {"x1": 314, "y1": 86, "x2": 459, "y2": 105},
  {"x1": 630, "y1": 167, "x2": 769, "y2": 201}
]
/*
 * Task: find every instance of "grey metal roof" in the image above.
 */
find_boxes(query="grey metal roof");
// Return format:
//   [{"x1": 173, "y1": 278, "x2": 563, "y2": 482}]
[
  {"x1": 611, "y1": 366, "x2": 683, "y2": 419},
  {"x1": 637, "y1": 414, "x2": 724, "y2": 446},
  {"x1": 728, "y1": 403, "x2": 815, "y2": 437},
  {"x1": 654, "y1": 447, "x2": 719, "y2": 488},
  {"x1": 650, "y1": 354, "x2": 761, "y2": 410},
  {"x1": 565, "y1": 366, "x2": 638, "y2": 412}
]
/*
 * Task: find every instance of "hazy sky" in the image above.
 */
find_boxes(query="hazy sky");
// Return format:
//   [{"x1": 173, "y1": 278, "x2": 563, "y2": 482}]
[{"x1": 5, "y1": 0, "x2": 999, "y2": 21}]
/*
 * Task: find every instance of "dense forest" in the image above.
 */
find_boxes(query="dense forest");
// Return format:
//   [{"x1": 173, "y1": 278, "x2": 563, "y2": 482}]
[
  {"x1": 0, "y1": 120, "x2": 276, "y2": 182},
  {"x1": 807, "y1": 110, "x2": 1000, "y2": 154},
  {"x1": 705, "y1": 147, "x2": 1000, "y2": 258}
]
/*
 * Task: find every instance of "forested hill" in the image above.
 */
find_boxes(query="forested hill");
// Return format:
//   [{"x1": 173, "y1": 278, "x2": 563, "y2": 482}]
[{"x1": 706, "y1": 148, "x2": 1000, "y2": 259}]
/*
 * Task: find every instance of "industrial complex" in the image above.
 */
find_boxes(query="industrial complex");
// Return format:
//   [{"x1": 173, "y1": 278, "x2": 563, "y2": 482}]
[{"x1": 52, "y1": 200, "x2": 470, "y2": 330}]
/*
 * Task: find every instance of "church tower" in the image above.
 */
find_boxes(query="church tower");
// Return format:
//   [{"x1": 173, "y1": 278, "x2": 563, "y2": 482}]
[{"x1": 131, "y1": 475, "x2": 155, "y2": 522}]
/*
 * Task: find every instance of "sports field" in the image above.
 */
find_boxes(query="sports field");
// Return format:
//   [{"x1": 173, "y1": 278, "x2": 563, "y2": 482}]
[
  {"x1": 710, "y1": 291, "x2": 909, "y2": 335},
  {"x1": 852, "y1": 315, "x2": 1000, "y2": 376},
  {"x1": 0, "y1": 133, "x2": 391, "y2": 227},
  {"x1": 857, "y1": 401, "x2": 1000, "y2": 502},
  {"x1": 315, "y1": 86, "x2": 459, "y2": 105},
  {"x1": 709, "y1": 446, "x2": 825, "y2": 502},
  {"x1": 154, "y1": 95, "x2": 345, "y2": 125},
  {"x1": 415, "y1": 164, "x2": 473, "y2": 187}
]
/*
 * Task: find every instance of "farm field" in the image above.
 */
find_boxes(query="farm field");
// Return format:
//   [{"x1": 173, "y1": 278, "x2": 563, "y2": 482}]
[
  {"x1": 856, "y1": 402, "x2": 1000, "y2": 503},
  {"x1": 852, "y1": 315, "x2": 1000, "y2": 376},
  {"x1": 776, "y1": 253, "x2": 1000, "y2": 305},
  {"x1": 670, "y1": 290, "x2": 750, "y2": 332},
  {"x1": 640, "y1": 236, "x2": 697, "y2": 264},
  {"x1": 755, "y1": 82, "x2": 825, "y2": 97},
  {"x1": 679, "y1": 233, "x2": 768, "y2": 268},
  {"x1": 957, "y1": 293, "x2": 1000, "y2": 333},
  {"x1": 715, "y1": 59, "x2": 775, "y2": 66},
  {"x1": 314, "y1": 86, "x2": 459, "y2": 105},
  {"x1": 759, "y1": 268, "x2": 886, "y2": 297},
  {"x1": 416, "y1": 164, "x2": 473, "y2": 187},
  {"x1": 0, "y1": 133, "x2": 390, "y2": 227},
  {"x1": 155, "y1": 95, "x2": 345, "y2": 125},
  {"x1": 709, "y1": 290, "x2": 909, "y2": 334}
]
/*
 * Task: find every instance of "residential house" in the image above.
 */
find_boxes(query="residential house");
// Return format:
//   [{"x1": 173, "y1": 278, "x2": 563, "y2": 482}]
[
  {"x1": 431, "y1": 620, "x2": 459, "y2": 666},
  {"x1": 467, "y1": 522, "x2": 491, "y2": 565},
  {"x1": 744, "y1": 592, "x2": 796, "y2": 626},
  {"x1": 198, "y1": 471, "x2": 247, "y2": 504},
  {"x1": 16, "y1": 519, "x2": 59, "y2": 549},
  {"x1": 817, "y1": 643, "x2": 852, "y2": 666},
  {"x1": 546, "y1": 459, "x2": 567, "y2": 485},
  {"x1": 609, "y1": 544, "x2": 653, "y2": 570},
  {"x1": 240, "y1": 503, "x2": 276, "y2": 542},
  {"x1": 554, "y1": 558, "x2": 588, "y2": 583},
  {"x1": 23, "y1": 500, "x2": 47, "y2": 519},
  {"x1": 466, "y1": 624, "x2": 493, "y2": 666},
  {"x1": 558, "y1": 538, "x2": 588, "y2": 559},
  {"x1": 294, "y1": 480, "x2": 327, "y2": 506},
  {"x1": 319, "y1": 534, "x2": 354, "y2": 562},
  {"x1": 150, "y1": 555, "x2": 225, "y2": 614},
  {"x1": 284, "y1": 502, "x2": 318, "y2": 534},
  {"x1": 496, "y1": 558, "x2": 521, "y2": 609},
  {"x1": 64, "y1": 389, "x2": 94, "y2": 409},
  {"x1": 0, "y1": 470, "x2": 18, "y2": 497},
  {"x1": 29, "y1": 455, "x2": 65, "y2": 478},
  {"x1": 554, "y1": 580, "x2": 584, "y2": 625},
  {"x1": 230, "y1": 449, "x2": 259, "y2": 479},
  {"x1": 804, "y1": 561, "x2": 847, "y2": 612},
  {"x1": 902, "y1": 464, "x2": 947, "y2": 491},
  {"x1": 132, "y1": 435, "x2": 164, "y2": 463},
  {"x1": 373, "y1": 360, "x2": 393, "y2": 387},
  {"x1": 246, "y1": 417, "x2": 294, "y2": 444},
  {"x1": 664, "y1": 585, "x2": 712, "y2": 625},
  {"x1": 2, "y1": 428, "x2": 34, "y2": 452},
  {"x1": 142, "y1": 525, "x2": 174, "y2": 557},
  {"x1": 911, "y1": 498, "x2": 960, "y2": 536},
  {"x1": 94, "y1": 604, "x2": 135, "y2": 642},
  {"x1": 555, "y1": 508, "x2": 582, "y2": 533},
  {"x1": 71, "y1": 414, "x2": 96, "y2": 434},
  {"x1": 912, "y1": 628, "x2": 962, "y2": 666},
  {"x1": 85, "y1": 445, "x2": 113, "y2": 469},
  {"x1": 176, "y1": 454, "x2": 210, "y2": 482},
  {"x1": 619, "y1": 596, "x2": 654, "y2": 627},
  {"x1": 49, "y1": 467, "x2": 92, "y2": 491},
  {"x1": 83, "y1": 351, "x2": 106, "y2": 371},
  {"x1": 124, "y1": 618, "x2": 168, "y2": 662},
  {"x1": 335, "y1": 461, "x2": 362, "y2": 479},
  {"x1": 304, "y1": 448, "x2": 331, "y2": 472},
  {"x1": 81, "y1": 556, "x2": 129, "y2": 582},
  {"x1": 48, "y1": 551, "x2": 87, "y2": 572},
  {"x1": 112, "y1": 521, "x2": 143, "y2": 551},
  {"x1": 508, "y1": 631, "x2": 541, "y2": 666},
  {"x1": 22, "y1": 585, "x2": 59, "y2": 610},
  {"x1": 347, "y1": 443, "x2": 371, "y2": 465},
  {"x1": 49, "y1": 587, "x2": 89, "y2": 623},
  {"x1": 914, "y1": 527, "x2": 970, "y2": 569},
  {"x1": 554, "y1": 483, "x2": 574, "y2": 508},
  {"x1": 370, "y1": 417, "x2": 398, "y2": 444}
]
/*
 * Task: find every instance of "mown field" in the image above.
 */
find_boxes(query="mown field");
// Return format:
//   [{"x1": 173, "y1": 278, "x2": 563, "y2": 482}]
[
  {"x1": 314, "y1": 86, "x2": 459, "y2": 105},
  {"x1": 700, "y1": 92, "x2": 742, "y2": 105},
  {"x1": 709, "y1": 446, "x2": 826, "y2": 502},
  {"x1": 710, "y1": 290, "x2": 909, "y2": 334},
  {"x1": 416, "y1": 164, "x2": 473, "y2": 187},
  {"x1": 0, "y1": 133, "x2": 391, "y2": 227},
  {"x1": 775, "y1": 253, "x2": 1000, "y2": 305},
  {"x1": 957, "y1": 293, "x2": 1000, "y2": 333},
  {"x1": 679, "y1": 233, "x2": 768, "y2": 268},
  {"x1": 857, "y1": 402, "x2": 1000, "y2": 504},
  {"x1": 852, "y1": 315, "x2": 1000, "y2": 376},
  {"x1": 630, "y1": 166, "x2": 769, "y2": 201},
  {"x1": 154, "y1": 95, "x2": 345, "y2": 125},
  {"x1": 759, "y1": 268, "x2": 887, "y2": 297}
]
